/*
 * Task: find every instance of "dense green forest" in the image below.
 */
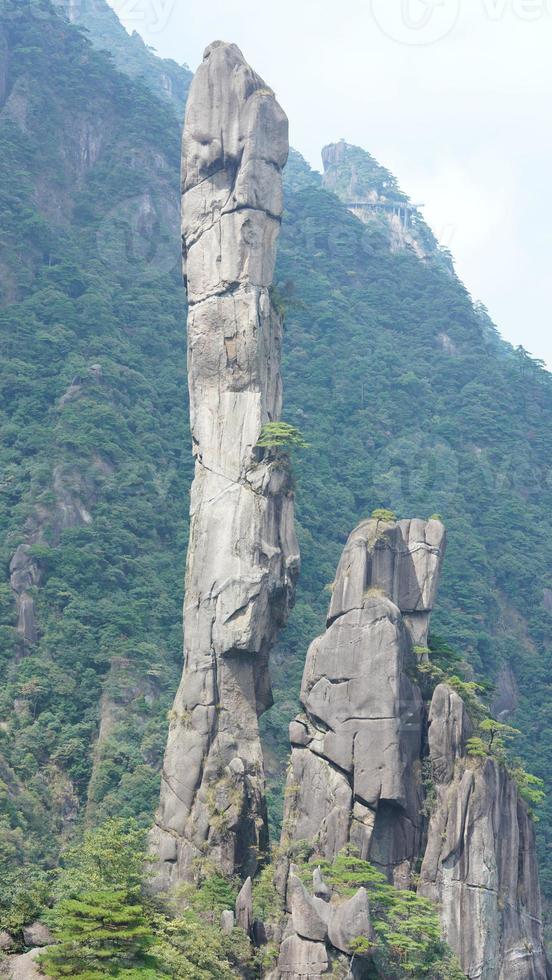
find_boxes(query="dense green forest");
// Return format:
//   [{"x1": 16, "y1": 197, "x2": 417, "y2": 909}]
[{"x1": 1, "y1": 0, "x2": 552, "y2": 951}]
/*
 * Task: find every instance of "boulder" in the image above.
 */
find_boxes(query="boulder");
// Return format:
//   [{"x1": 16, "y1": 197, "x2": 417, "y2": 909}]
[
  {"x1": 0, "y1": 931, "x2": 14, "y2": 951},
  {"x1": 327, "y1": 888, "x2": 374, "y2": 956},
  {"x1": 288, "y1": 874, "x2": 327, "y2": 943},
  {"x1": 21, "y1": 924, "x2": 52, "y2": 949},
  {"x1": 235, "y1": 876, "x2": 253, "y2": 935}
]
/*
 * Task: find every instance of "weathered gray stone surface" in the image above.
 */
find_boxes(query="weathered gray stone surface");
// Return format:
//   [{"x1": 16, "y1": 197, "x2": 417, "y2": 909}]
[
  {"x1": 273, "y1": 518, "x2": 443, "y2": 977},
  {"x1": 1, "y1": 949, "x2": 47, "y2": 980},
  {"x1": 419, "y1": 684, "x2": 549, "y2": 980},
  {"x1": 151, "y1": 41, "x2": 298, "y2": 888},
  {"x1": 326, "y1": 888, "x2": 374, "y2": 956},
  {"x1": 276, "y1": 934, "x2": 329, "y2": 979},
  {"x1": 9, "y1": 544, "x2": 40, "y2": 644},
  {"x1": 275, "y1": 516, "x2": 549, "y2": 979},
  {"x1": 288, "y1": 873, "x2": 327, "y2": 943},
  {"x1": 328, "y1": 517, "x2": 446, "y2": 646},
  {"x1": 282, "y1": 518, "x2": 444, "y2": 882},
  {"x1": 21, "y1": 924, "x2": 52, "y2": 949},
  {"x1": 427, "y1": 683, "x2": 472, "y2": 784},
  {"x1": 312, "y1": 867, "x2": 331, "y2": 902},
  {"x1": 236, "y1": 876, "x2": 253, "y2": 935},
  {"x1": 221, "y1": 909, "x2": 235, "y2": 935}
]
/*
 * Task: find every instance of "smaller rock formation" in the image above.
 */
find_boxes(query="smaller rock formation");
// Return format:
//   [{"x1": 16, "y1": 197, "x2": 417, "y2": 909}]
[
  {"x1": 9, "y1": 545, "x2": 40, "y2": 644},
  {"x1": 419, "y1": 684, "x2": 550, "y2": 980},
  {"x1": 235, "y1": 877, "x2": 253, "y2": 936},
  {"x1": 282, "y1": 517, "x2": 445, "y2": 883},
  {"x1": 272, "y1": 517, "x2": 445, "y2": 979},
  {"x1": 273, "y1": 515, "x2": 550, "y2": 980},
  {"x1": 274, "y1": 868, "x2": 375, "y2": 979},
  {"x1": 221, "y1": 909, "x2": 235, "y2": 935}
]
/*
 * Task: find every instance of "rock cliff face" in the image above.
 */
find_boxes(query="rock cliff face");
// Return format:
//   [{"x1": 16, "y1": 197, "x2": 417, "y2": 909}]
[
  {"x1": 274, "y1": 517, "x2": 445, "y2": 978},
  {"x1": 151, "y1": 42, "x2": 299, "y2": 888},
  {"x1": 419, "y1": 684, "x2": 550, "y2": 980},
  {"x1": 276, "y1": 516, "x2": 549, "y2": 980},
  {"x1": 282, "y1": 518, "x2": 445, "y2": 884}
]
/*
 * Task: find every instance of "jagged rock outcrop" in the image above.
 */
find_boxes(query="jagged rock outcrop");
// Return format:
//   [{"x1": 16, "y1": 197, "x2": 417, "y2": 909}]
[
  {"x1": 151, "y1": 42, "x2": 298, "y2": 888},
  {"x1": 271, "y1": 517, "x2": 444, "y2": 979},
  {"x1": 273, "y1": 868, "x2": 375, "y2": 979},
  {"x1": 419, "y1": 684, "x2": 550, "y2": 980},
  {"x1": 276, "y1": 515, "x2": 549, "y2": 980},
  {"x1": 282, "y1": 517, "x2": 445, "y2": 883}
]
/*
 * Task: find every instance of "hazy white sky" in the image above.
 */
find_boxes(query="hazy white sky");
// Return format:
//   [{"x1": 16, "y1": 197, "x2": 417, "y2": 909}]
[{"x1": 108, "y1": 0, "x2": 552, "y2": 365}]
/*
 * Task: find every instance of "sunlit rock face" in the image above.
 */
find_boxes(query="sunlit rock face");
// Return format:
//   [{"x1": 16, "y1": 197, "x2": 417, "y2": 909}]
[
  {"x1": 419, "y1": 684, "x2": 550, "y2": 980},
  {"x1": 151, "y1": 41, "x2": 299, "y2": 888},
  {"x1": 281, "y1": 517, "x2": 445, "y2": 886},
  {"x1": 278, "y1": 515, "x2": 549, "y2": 980}
]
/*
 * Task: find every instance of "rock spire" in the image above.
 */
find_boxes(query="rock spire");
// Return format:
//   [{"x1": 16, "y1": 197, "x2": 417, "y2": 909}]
[
  {"x1": 274, "y1": 515, "x2": 549, "y2": 980},
  {"x1": 151, "y1": 41, "x2": 299, "y2": 888},
  {"x1": 281, "y1": 518, "x2": 445, "y2": 880}
]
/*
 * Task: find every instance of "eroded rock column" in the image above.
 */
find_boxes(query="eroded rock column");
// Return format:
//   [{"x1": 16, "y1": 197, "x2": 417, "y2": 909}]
[
  {"x1": 419, "y1": 684, "x2": 550, "y2": 980},
  {"x1": 274, "y1": 517, "x2": 445, "y2": 978},
  {"x1": 282, "y1": 517, "x2": 445, "y2": 880},
  {"x1": 151, "y1": 41, "x2": 299, "y2": 888}
]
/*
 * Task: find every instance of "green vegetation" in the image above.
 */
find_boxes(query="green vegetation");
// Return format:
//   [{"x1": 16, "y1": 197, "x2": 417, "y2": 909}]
[
  {"x1": 0, "y1": 0, "x2": 189, "y2": 902},
  {"x1": 41, "y1": 889, "x2": 156, "y2": 978},
  {"x1": 39, "y1": 819, "x2": 155, "y2": 977},
  {"x1": 0, "y1": 865, "x2": 51, "y2": 941},
  {"x1": 256, "y1": 421, "x2": 309, "y2": 453},
  {"x1": 36, "y1": 819, "x2": 254, "y2": 979},
  {"x1": 2, "y1": 0, "x2": 552, "y2": 945},
  {"x1": 293, "y1": 852, "x2": 465, "y2": 978},
  {"x1": 371, "y1": 508, "x2": 397, "y2": 522}
]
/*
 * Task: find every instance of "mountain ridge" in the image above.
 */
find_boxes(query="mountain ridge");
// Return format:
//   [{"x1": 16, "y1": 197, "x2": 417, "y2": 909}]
[{"x1": 1, "y1": 0, "x2": 552, "y2": 950}]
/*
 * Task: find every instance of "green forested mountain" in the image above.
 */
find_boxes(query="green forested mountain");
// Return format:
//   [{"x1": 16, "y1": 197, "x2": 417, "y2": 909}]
[
  {"x1": 2, "y1": 0, "x2": 552, "y2": 936},
  {"x1": 51, "y1": 0, "x2": 192, "y2": 113}
]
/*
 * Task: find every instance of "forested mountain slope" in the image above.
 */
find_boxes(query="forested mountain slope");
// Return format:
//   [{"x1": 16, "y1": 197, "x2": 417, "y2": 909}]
[
  {"x1": 0, "y1": 0, "x2": 191, "y2": 874},
  {"x1": 2, "y1": 0, "x2": 552, "y2": 929},
  {"x1": 51, "y1": 0, "x2": 192, "y2": 113}
]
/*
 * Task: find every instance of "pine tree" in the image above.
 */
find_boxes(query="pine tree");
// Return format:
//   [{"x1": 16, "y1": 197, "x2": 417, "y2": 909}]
[
  {"x1": 39, "y1": 820, "x2": 159, "y2": 979},
  {"x1": 40, "y1": 887, "x2": 155, "y2": 978},
  {"x1": 256, "y1": 421, "x2": 309, "y2": 452}
]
